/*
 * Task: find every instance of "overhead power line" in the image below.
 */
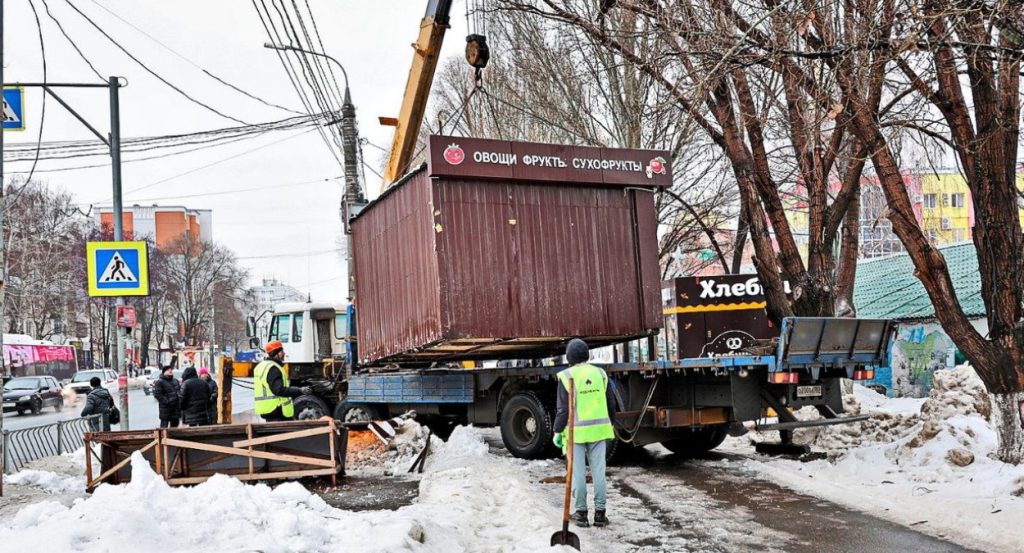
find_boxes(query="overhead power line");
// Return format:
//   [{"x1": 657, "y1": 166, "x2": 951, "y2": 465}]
[
  {"x1": 63, "y1": 0, "x2": 251, "y2": 125},
  {"x1": 84, "y1": 0, "x2": 302, "y2": 115},
  {"x1": 123, "y1": 175, "x2": 340, "y2": 203},
  {"x1": 21, "y1": 0, "x2": 49, "y2": 188},
  {"x1": 3, "y1": 111, "x2": 326, "y2": 163},
  {"x1": 251, "y1": 0, "x2": 343, "y2": 169},
  {"x1": 236, "y1": 248, "x2": 339, "y2": 260},
  {"x1": 40, "y1": 0, "x2": 105, "y2": 81},
  {"x1": 103, "y1": 126, "x2": 318, "y2": 202}
]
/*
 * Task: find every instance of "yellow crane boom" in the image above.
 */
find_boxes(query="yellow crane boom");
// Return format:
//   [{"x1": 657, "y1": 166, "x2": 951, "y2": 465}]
[{"x1": 380, "y1": 0, "x2": 453, "y2": 187}]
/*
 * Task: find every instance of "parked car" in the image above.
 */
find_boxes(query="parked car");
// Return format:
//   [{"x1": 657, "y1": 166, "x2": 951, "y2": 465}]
[
  {"x1": 67, "y1": 369, "x2": 119, "y2": 396},
  {"x1": 2, "y1": 376, "x2": 64, "y2": 415}
]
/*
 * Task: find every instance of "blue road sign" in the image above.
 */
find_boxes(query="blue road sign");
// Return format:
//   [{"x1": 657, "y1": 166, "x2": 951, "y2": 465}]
[
  {"x1": 3, "y1": 87, "x2": 25, "y2": 131},
  {"x1": 86, "y1": 241, "x2": 150, "y2": 297}
]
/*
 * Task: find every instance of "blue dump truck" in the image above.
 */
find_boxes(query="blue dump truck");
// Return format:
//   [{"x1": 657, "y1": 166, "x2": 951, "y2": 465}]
[{"x1": 239, "y1": 137, "x2": 895, "y2": 458}]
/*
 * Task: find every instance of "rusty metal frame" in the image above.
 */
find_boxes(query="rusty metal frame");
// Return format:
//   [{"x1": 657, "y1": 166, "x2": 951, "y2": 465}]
[{"x1": 83, "y1": 420, "x2": 345, "y2": 491}]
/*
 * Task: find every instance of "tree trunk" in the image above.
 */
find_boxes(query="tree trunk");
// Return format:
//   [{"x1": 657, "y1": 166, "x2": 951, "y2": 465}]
[
  {"x1": 991, "y1": 391, "x2": 1024, "y2": 465},
  {"x1": 834, "y1": 190, "x2": 860, "y2": 317}
]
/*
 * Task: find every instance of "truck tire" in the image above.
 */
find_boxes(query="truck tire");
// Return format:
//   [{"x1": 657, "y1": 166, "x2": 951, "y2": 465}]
[
  {"x1": 661, "y1": 426, "x2": 729, "y2": 457},
  {"x1": 500, "y1": 392, "x2": 554, "y2": 459},
  {"x1": 293, "y1": 394, "x2": 330, "y2": 420},
  {"x1": 333, "y1": 399, "x2": 381, "y2": 423}
]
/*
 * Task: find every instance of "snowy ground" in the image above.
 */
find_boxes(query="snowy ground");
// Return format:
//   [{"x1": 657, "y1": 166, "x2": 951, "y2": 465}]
[
  {"x1": 1, "y1": 366, "x2": 1020, "y2": 552},
  {"x1": 726, "y1": 366, "x2": 1024, "y2": 553}
]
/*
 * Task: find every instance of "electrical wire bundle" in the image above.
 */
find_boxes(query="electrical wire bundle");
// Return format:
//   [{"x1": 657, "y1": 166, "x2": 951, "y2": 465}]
[
  {"x1": 3, "y1": 112, "x2": 331, "y2": 165},
  {"x1": 250, "y1": 0, "x2": 350, "y2": 170}
]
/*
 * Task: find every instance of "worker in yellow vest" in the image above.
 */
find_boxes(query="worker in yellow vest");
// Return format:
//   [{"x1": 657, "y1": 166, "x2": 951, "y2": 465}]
[
  {"x1": 253, "y1": 340, "x2": 311, "y2": 422},
  {"x1": 553, "y1": 339, "x2": 617, "y2": 528}
]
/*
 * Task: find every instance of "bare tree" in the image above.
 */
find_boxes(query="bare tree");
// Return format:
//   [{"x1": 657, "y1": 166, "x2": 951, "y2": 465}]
[
  {"x1": 161, "y1": 236, "x2": 249, "y2": 348},
  {"x1": 826, "y1": 0, "x2": 1024, "y2": 462},
  {"x1": 430, "y1": 7, "x2": 741, "y2": 277},
  {"x1": 3, "y1": 179, "x2": 92, "y2": 340},
  {"x1": 498, "y1": 0, "x2": 873, "y2": 322}
]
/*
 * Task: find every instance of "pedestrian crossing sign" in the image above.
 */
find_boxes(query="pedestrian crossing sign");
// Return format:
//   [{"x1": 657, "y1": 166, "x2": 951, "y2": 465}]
[
  {"x1": 86, "y1": 241, "x2": 150, "y2": 297},
  {"x1": 3, "y1": 87, "x2": 25, "y2": 131}
]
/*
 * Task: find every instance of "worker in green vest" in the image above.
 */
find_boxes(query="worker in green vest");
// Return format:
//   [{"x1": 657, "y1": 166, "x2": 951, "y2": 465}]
[
  {"x1": 253, "y1": 340, "x2": 310, "y2": 421},
  {"x1": 553, "y1": 338, "x2": 617, "y2": 528}
]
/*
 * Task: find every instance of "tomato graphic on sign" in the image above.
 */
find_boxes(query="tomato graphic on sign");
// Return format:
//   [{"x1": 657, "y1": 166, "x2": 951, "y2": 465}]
[
  {"x1": 443, "y1": 143, "x2": 466, "y2": 165},
  {"x1": 646, "y1": 156, "x2": 667, "y2": 179}
]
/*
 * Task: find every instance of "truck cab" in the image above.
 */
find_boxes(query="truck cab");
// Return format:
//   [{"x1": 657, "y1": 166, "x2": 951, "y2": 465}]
[
  {"x1": 234, "y1": 302, "x2": 352, "y2": 420},
  {"x1": 264, "y1": 302, "x2": 349, "y2": 377}
]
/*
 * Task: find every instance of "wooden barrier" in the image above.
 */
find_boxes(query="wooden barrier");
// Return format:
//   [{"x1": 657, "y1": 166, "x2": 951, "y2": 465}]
[{"x1": 84, "y1": 420, "x2": 346, "y2": 491}]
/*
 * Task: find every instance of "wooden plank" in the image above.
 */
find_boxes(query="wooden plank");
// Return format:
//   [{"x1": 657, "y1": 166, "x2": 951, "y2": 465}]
[
  {"x1": 329, "y1": 421, "x2": 337, "y2": 487},
  {"x1": 246, "y1": 424, "x2": 254, "y2": 478},
  {"x1": 165, "y1": 467, "x2": 339, "y2": 486},
  {"x1": 231, "y1": 425, "x2": 333, "y2": 449},
  {"x1": 162, "y1": 438, "x2": 336, "y2": 469},
  {"x1": 153, "y1": 430, "x2": 162, "y2": 477},
  {"x1": 91, "y1": 439, "x2": 158, "y2": 488},
  {"x1": 84, "y1": 438, "x2": 93, "y2": 488}
]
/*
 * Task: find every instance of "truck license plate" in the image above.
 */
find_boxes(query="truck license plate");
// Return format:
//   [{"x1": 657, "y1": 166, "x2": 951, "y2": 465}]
[{"x1": 796, "y1": 385, "x2": 823, "y2": 398}]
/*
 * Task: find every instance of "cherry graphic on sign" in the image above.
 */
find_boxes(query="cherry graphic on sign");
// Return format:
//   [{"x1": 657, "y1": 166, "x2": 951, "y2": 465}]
[
  {"x1": 646, "y1": 156, "x2": 667, "y2": 178},
  {"x1": 443, "y1": 143, "x2": 466, "y2": 165}
]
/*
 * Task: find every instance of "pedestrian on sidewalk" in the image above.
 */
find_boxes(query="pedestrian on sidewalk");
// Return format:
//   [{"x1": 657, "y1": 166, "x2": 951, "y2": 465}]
[
  {"x1": 179, "y1": 367, "x2": 211, "y2": 426},
  {"x1": 553, "y1": 339, "x2": 617, "y2": 528},
  {"x1": 200, "y1": 367, "x2": 218, "y2": 424},
  {"x1": 80, "y1": 377, "x2": 114, "y2": 432},
  {"x1": 153, "y1": 366, "x2": 181, "y2": 428}
]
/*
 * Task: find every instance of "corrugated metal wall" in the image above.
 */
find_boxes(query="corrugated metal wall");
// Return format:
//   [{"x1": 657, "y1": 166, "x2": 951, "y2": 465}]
[
  {"x1": 352, "y1": 171, "x2": 442, "y2": 364},
  {"x1": 353, "y1": 173, "x2": 663, "y2": 365},
  {"x1": 434, "y1": 180, "x2": 660, "y2": 340}
]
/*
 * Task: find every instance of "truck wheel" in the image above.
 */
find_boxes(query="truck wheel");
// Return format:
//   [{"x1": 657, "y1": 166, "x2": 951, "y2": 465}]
[
  {"x1": 333, "y1": 399, "x2": 380, "y2": 423},
  {"x1": 293, "y1": 394, "x2": 330, "y2": 420},
  {"x1": 500, "y1": 392, "x2": 554, "y2": 459},
  {"x1": 661, "y1": 426, "x2": 729, "y2": 457}
]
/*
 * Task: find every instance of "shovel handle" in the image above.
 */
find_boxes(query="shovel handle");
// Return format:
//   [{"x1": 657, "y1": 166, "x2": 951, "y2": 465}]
[{"x1": 562, "y1": 379, "x2": 575, "y2": 523}]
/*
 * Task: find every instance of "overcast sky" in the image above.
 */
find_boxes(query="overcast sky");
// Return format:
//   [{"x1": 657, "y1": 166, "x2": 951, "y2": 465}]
[{"x1": 3, "y1": 0, "x2": 471, "y2": 304}]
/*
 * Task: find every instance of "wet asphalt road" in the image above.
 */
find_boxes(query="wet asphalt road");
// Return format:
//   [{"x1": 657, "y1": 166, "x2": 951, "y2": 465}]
[
  {"x1": 2, "y1": 385, "x2": 254, "y2": 432},
  {"x1": 610, "y1": 447, "x2": 984, "y2": 553}
]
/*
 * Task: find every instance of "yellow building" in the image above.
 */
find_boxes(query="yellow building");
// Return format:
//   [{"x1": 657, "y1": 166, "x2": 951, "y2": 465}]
[{"x1": 920, "y1": 173, "x2": 972, "y2": 244}]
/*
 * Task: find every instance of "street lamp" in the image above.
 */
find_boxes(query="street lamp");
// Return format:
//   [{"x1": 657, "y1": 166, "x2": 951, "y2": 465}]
[
  {"x1": 264, "y1": 43, "x2": 364, "y2": 303},
  {"x1": 263, "y1": 43, "x2": 351, "y2": 103}
]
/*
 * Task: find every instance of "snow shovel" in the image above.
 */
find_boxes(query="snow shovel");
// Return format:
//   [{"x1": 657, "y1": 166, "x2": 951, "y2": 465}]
[{"x1": 551, "y1": 380, "x2": 581, "y2": 550}]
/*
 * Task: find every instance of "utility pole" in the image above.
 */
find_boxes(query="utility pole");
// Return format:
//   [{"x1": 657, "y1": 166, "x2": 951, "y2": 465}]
[
  {"x1": 1, "y1": 0, "x2": 7, "y2": 497},
  {"x1": 209, "y1": 303, "x2": 215, "y2": 372},
  {"x1": 109, "y1": 76, "x2": 129, "y2": 429},
  {"x1": 263, "y1": 43, "x2": 365, "y2": 302}
]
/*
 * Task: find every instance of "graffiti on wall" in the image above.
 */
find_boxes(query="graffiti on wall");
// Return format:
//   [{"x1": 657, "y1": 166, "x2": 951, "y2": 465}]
[{"x1": 866, "y1": 322, "x2": 956, "y2": 397}]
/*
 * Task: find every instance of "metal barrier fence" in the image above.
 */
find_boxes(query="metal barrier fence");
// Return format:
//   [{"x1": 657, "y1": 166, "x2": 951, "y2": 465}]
[{"x1": 2, "y1": 414, "x2": 103, "y2": 472}]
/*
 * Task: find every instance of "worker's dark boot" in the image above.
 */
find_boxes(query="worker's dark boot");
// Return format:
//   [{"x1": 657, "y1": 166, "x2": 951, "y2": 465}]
[
  {"x1": 593, "y1": 510, "x2": 609, "y2": 527},
  {"x1": 570, "y1": 510, "x2": 590, "y2": 527}
]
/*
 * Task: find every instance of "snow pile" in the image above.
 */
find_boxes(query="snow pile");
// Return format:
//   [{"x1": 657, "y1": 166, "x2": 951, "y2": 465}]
[
  {"x1": 4, "y1": 470, "x2": 83, "y2": 494},
  {"x1": 345, "y1": 420, "x2": 443, "y2": 476},
  {"x1": 0, "y1": 427, "x2": 570, "y2": 553},
  {"x1": 2, "y1": 446, "x2": 89, "y2": 495},
  {"x1": 740, "y1": 366, "x2": 1024, "y2": 553}
]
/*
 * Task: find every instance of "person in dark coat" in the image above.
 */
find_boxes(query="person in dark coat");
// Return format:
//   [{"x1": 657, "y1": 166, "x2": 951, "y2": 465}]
[
  {"x1": 179, "y1": 367, "x2": 211, "y2": 426},
  {"x1": 200, "y1": 367, "x2": 218, "y2": 424},
  {"x1": 153, "y1": 366, "x2": 182, "y2": 428},
  {"x1": 80, "y1": 377, "x2": 115, "y2": 431}
]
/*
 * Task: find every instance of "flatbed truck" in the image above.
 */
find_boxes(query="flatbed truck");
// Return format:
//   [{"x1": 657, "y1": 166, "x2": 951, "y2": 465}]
[{"x1": 230, "y1": 306, "x2": 894, "y2": 459}]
